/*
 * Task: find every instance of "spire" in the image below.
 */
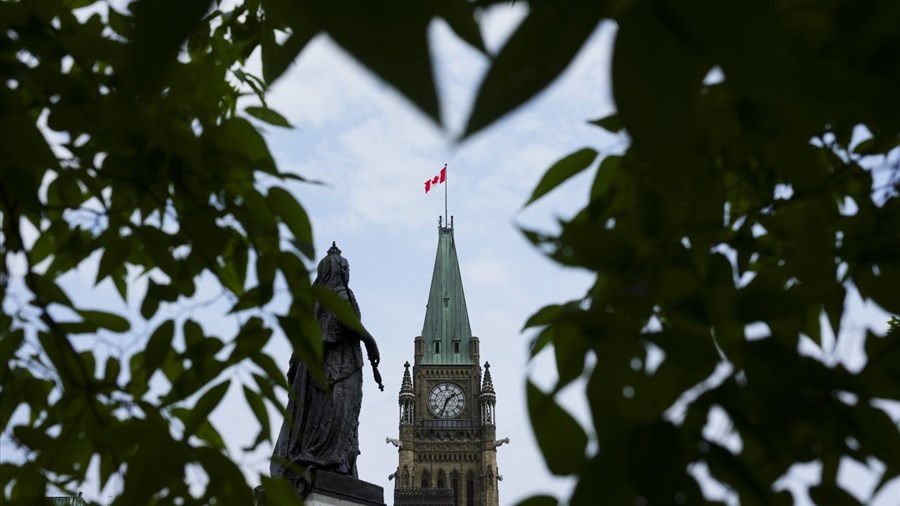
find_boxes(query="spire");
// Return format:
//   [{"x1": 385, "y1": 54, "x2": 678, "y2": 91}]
[
  {"x1": 420, "y1": 222, "x2": 473, "y2": 364},
  {"x1": 481, "y1": 362, "x2": 495, "y2": 396},
  {"x1": 480, "y1": 361, "x2": 496, "y2": 426},
  {"x1": 399, "y1": 361, "x2": 414, "y2": 397},
  {"x1": 399, "y1": 361, "x2": 415, "y2": 425}
]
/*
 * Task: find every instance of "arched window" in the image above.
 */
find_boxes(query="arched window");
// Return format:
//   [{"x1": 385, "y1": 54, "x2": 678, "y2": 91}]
[
  {"x1": 434, "y1": 340, "x2": 441, "y2": 354},
  {"x1": 466, "y1": 471, "x2": 475, "y2": 506},
  {"x1": 422, "y1": 469, "x2": 431, "y2": 488},
  {"x1": 451, "y1": 472, "x2": 460, "y2": 506},
  {"x1": 437, "y1": 469, "x2": 446, "y2": 488}
]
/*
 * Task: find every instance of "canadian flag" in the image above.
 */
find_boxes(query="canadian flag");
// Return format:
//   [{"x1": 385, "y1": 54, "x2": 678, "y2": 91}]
[{"x1": 424, "y1": 166, "x2": 446, "y2": 193}]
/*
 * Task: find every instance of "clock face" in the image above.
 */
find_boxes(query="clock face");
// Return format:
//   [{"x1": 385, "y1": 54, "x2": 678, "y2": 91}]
[{"x1": 428, "y1": 383, "x2": 465, "y2": 418}]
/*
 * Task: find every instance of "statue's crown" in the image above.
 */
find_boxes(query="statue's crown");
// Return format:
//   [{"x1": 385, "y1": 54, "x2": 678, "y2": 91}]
[{"x1": 327, "y1": 241, "x2": 342, "y2": 255}]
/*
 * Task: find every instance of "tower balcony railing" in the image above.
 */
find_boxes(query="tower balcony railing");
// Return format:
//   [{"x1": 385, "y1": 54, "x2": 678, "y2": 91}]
[
  {"x1": 394, "y1": 487, "x2": 455, "y2": 506},
  {"x1": 419, "y1": 419, "x2": 476, "y2": 429}
]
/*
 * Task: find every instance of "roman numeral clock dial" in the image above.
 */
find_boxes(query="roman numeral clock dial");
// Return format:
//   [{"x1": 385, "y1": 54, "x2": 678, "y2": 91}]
[{"x1": 428, "y1": 383, "x2": 465, "y2": 418}]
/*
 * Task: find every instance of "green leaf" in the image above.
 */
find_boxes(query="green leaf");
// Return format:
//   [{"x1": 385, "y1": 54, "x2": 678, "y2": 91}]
[
  {"x1": 611, "y1": 0, "x2": 709, "y2": 171},
  {"x1": 242, "y1": 385, "x2": 270, "y2": 451},
  {"x1": 112, "y1": 266, "x2": 129, "y2": 302},
  {"x1": 7, "y1": 462, "x2": 45, "y2": 501},
  {"x1": 140, "y1": 284, "x2": 160, "y2": 319},
  {"x1": 808, "y1": 485, "x2": 862, "y2": 506},
  {"x1": 193, "y1": 446, "x2": 256, "y2": 503},
  {"x1": 57, "y1": 321, "x2": 99, "y2": 334},
  {"x1": 319, "y1": 2, "x2": 440, "y2": 122},
  {"x1": 530, "y1": 327, "x2": 555, "y2": 358},
  {"x1": 137, "y1": 227, "x2": 177, "y2": 276},
  {"x1": 108, "y1": 8, "x2": 134, "y2": 39},
  {"x1": 103, "y1": 357, "x2": 121, "y2": 385},
  {"x1": 28, "y1": 274, "x2": 73, "y2": 308},
  {"x1": 228, "y1": 318, "x2": 272, "y2": 364},
  {"x1": 214, "y1": 260, "x2": 243, "y2": 296},
  {"x1": 171, "y1": 407, "x2": 226, "y2": 449},
  {"x1": 183, "y1": 319, "x2": 205, "y2": 349},
  {"x1": 130, "y1": 0, "x2": 213, "y2": 92},
  {"x1": 553, "y1": 325, "x2": 590, "y2": 393},
  {"x1": 436, "y1": 0, "x2": 486, "y2": 53},
  {"x1": 267, "y1": 187, "x2": 314, "y2": 258},
  {"x1": 736, "y1": 274, "x2": 802, "y2": 323},
  {"x1": 527, "y1": 381, "x2": 588, "y2": 475},
  {"x1": 30, "y1": 229, "x2": 57, "y2": 264},
  {"x1": 208, "y1": 117, "x2": 276, "y2": 172},
  {"x1": 279, "y1": 246, "x2": 313, "y2": 295},
  {"x1": 48, "y1": 171, "x2": 83, "y2": 208},
  {"x1": 464, "y1": 2, "x2": 603, "y2": 138},
  {"x1": 144, "y1": 320, "x2": 175, "y2": 377},
  {"x1": 195, "y1": 418, "x2": 227, "y2": 449},
  {"x1": 182, "y1": 380, "x2": 230, "y2": 438},
  {"x1": 856, "y1": 264, "x2": 900, "y2": 313},
  {"x1": 255, "y1": 251, "x2": 278, "y2": 304},
  {"x1": 0, "y1": 329, "x2": 25, "y2": 371},
  {"x1": 77, "y1": 309, "x2": 130, "y2": 333},
  {"x1": 312, "y1": 285, "x2": 363, "y2": 333},
  {"x1": 252, "y1": 372, "x2": 286, "y2": 416},
  {"x1": 96, "y1": 239, "x2": 131, "y2": 285},
  {"x1": 525, "y1": 148, "x2": 598, "y2": 206},
  {"x1": 0, "y1": 113, "x2": 57, "y2": 216},
  {"x1": 277, "y1": 315, "x2": 324, "y2": 387},
  {"x1": 245, "y1": 106, "x2": 292, "y2": 128},
  {"x1": 229, "y1": 285, "x2": 264, "y2": 313},
  {"x1": 261, "y1": 474, "x2": 304, "y2": 506},
  {"x1": 262, "y1": 0, "x2": 318, "y2": 85},
  {"x1": 252, "y1": 352, "x2": 289, "y2": 390},
  {"x1": 523, "y1": 304, "x2": 564, "y2": 330},
  {"x1": 98, "y1": 449, "x2": 119, "y2": 491},
  {"x1": 514, "y1": 496, "x2": 559, "y2": 506},
  {"x1": 588, "y1": 113, "x2": 623, "y2": 134}
]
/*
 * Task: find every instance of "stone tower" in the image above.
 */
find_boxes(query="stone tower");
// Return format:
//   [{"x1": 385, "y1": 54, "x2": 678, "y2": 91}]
[{"x1": 392, "y1": 221, "x2": 503, "y2": 506}]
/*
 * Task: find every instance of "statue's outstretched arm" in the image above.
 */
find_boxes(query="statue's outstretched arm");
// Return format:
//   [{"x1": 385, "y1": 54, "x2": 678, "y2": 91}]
[{"x1": 344, "y1": 323, "x2": 384, "y2": 391}]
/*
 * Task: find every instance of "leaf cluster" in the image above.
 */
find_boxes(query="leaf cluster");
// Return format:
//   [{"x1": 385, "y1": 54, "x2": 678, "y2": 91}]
[
  {"x1": 517, "y1": 0, "x2": 900, "y2": 504},
  {"x1": 0, "y1": 0, "x2": 321, "y2": 503}
]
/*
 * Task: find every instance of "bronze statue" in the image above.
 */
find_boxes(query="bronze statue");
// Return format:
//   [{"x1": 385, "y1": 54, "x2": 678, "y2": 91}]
[{"x1": 270, "y1": 242, "x2": 381, "y2": 496}]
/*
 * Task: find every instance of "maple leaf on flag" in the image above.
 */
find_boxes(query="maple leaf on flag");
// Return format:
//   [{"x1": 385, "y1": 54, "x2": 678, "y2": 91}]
[{"x1": 424, "y1": 166, "x2": 446, "y2": 193}]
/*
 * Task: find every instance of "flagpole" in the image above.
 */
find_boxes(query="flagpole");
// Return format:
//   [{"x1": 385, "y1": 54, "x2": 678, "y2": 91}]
[{"x1": 443, "y1": 163, "x2": 448, "y2": 227}]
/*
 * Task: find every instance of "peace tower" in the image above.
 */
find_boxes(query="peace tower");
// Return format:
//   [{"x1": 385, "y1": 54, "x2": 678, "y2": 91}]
[{"x1": 390, "y1": 220, "x2": 505, "y2": 506}]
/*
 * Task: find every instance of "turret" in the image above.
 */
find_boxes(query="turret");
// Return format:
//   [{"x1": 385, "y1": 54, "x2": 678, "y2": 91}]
[
  {"x1": 395, "y1": 361, "x2": 416, "y2": 490},
  {"x1": 480, "y1": 361, "x2": 500, "y2": 505},
  {"x1": 480, "y1": 362, "x2": 496, "y2": 426},
  {"x1": 414, "y1": 336, "x2": 424, "y2": 365},
  {"x1": 399, "y1": 361, "x2": 415, "y2": 425}
]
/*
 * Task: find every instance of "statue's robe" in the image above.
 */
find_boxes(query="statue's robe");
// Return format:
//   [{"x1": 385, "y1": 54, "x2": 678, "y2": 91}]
[{"x1": 271, "y1": 285, "x2": 364, "y2": 484}]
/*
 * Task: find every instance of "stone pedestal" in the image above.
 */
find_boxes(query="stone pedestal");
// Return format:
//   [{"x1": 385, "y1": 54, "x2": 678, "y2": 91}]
[
  {"x1": 256, "y1": 470, "x2": 384, "y2": 506},
  {"x1": 305, "y1": 470, "x2": 385, "y2": 506}
]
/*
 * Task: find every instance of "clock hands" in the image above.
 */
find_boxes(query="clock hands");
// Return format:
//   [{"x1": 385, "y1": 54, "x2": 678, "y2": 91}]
[{"x1": 440, "y1": 392, "x2": 456, "y2": 416}]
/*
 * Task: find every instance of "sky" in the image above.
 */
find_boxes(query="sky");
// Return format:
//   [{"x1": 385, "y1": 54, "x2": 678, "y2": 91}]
[{"x1": 3, "y1": 3, "x2": 898, "y2": 505}]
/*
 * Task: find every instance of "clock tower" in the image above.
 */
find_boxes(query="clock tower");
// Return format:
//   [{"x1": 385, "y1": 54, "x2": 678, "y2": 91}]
[{"x1": 391, "y1": 220, "x2": 503, "y2": 506}]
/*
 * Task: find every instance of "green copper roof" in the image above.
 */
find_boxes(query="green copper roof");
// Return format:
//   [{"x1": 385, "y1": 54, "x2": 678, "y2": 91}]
[{"x1": 420, "y1": 225, "x2": 473, "y2": 364}]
